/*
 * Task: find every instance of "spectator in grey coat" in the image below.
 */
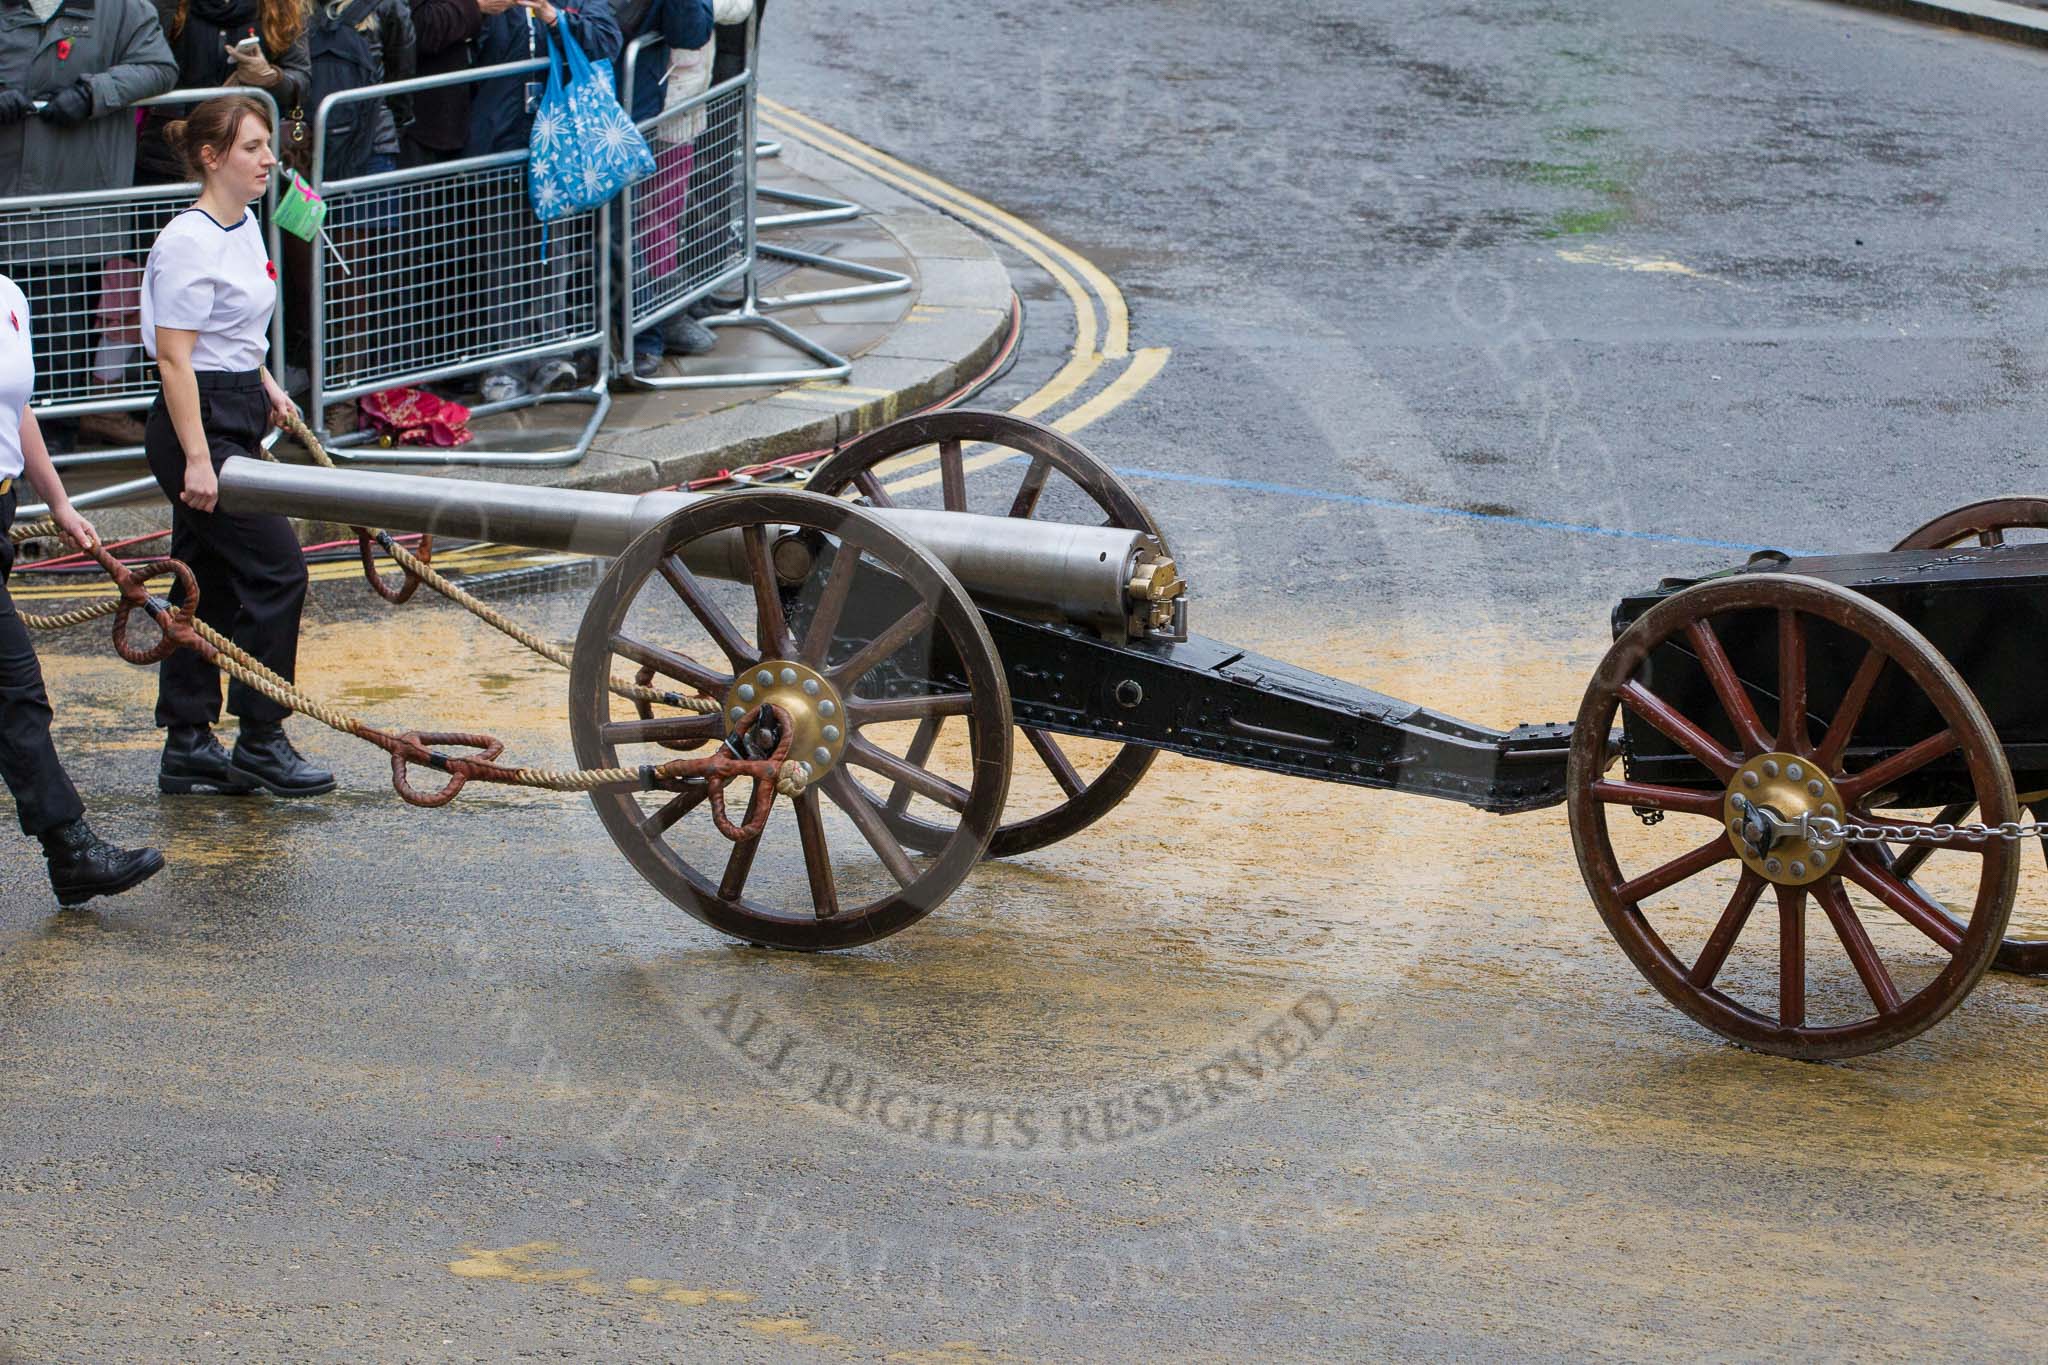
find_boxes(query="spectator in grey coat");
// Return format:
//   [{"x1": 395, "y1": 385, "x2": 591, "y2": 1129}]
[{"x1": 0, "y1": 0, "x2": 179, "y2": 451}]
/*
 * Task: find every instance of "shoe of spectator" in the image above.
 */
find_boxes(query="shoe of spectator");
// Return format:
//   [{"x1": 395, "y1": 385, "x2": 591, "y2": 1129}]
[
  {"x1": 77, "y1": 411, "x2": 147, "y2": 447},
  {"x1": 532, "y1": 358, "x2": 578, "y2": 393},
  {"x1": 480, "y1": 371, "x2": 524, "y2": 404},
  {"x1": 663, "y1": 314, "x2": 717, "y2": 357},
  {"x1": 633, "y1": 349, "x2": 666, "y2": 380}
]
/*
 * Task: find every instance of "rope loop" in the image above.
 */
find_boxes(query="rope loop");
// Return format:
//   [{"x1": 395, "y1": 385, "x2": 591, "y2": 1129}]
[
  {"x1": 390, "y1": 730, "x2": 507, "y2": 808},
  {"x1": 108, "y1": 556, "x2": 198, "y2": 665},
  {"x1": 358, "y1": 528, "x2": 433, "y2": 604},
  {"x1": 707, "y1": 705, "x2": 795, "y2": 842}
]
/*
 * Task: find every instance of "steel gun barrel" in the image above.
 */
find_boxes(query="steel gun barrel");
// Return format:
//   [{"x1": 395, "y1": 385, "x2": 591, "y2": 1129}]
[{"x1": 217, "y1": 457, "x2": 1182, "y2": 641}]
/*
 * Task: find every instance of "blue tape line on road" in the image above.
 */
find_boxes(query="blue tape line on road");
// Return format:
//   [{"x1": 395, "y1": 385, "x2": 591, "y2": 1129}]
[{"x1": 1109, "y1": 465, "x2": 1822, "y2": 556}]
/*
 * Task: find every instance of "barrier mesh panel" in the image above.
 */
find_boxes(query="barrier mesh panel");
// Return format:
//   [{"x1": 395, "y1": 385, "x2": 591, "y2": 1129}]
[{"x1": 623, "y1": 79, "x2": 747, "y2": 335}]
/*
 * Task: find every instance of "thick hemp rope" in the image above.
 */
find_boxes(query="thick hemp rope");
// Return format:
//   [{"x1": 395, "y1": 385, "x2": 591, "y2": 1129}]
[{"x1": 12, "y1": 420, "x2": 805, "y2": 823}]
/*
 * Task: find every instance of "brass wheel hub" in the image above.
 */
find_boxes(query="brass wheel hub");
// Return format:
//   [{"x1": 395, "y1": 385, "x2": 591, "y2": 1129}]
[
  {"x1": 724, "y1": 659, "x2": 847, "y2": 777},
  {"x1": 1723, "y1": 751, "x2": 1844, "y2": 886}
]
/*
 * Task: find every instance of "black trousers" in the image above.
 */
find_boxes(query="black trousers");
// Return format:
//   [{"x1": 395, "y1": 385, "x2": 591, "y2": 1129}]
[
  {"x1": 143, "y1": 370, "x2": 309, "y2": 729},
  {"x1": 0, "y1": 488, "x2": 86, "y2": 836}
]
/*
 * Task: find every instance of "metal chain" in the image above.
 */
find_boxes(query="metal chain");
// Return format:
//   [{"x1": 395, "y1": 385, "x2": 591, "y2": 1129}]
[{"x1": 1802, "y1": 814, "x2": 2048, "y2": 850}]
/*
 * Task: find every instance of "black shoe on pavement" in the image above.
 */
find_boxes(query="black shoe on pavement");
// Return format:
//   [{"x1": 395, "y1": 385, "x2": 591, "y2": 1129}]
[
  {"x1": 230, "y1": 723, "x2": 336, "y2": 797},
  {"x1": 159, "y1": 724, "x2": 258, "y2": 795},
  {"x1": 662, "y1": 314, "x2": 717, "y2": 356},
  {"x1": 40, "y1": 817, "x2": 166, "y2": 908}
]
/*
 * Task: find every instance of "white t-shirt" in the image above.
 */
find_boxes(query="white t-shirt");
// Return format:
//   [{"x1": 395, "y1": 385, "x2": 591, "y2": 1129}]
[
  {"x1": 142, "y1": 207, "x2": 276, "y2": 373},
  {"x1": 0, "y1": 276, "x2": 32, "y2": 482}
]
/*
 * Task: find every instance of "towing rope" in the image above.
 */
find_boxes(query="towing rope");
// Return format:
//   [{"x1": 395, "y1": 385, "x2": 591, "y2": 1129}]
[{"x1": 11, "y1": 416, "x2": 804, "y2": 828}]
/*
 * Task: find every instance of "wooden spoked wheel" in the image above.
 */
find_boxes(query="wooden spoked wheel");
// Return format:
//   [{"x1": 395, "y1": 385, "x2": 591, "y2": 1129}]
[
  {"x1": 807, "y1": 408, "x2": 1166, "y2": 858},
  {"x1": 1894, "y1": 496, "x2": 2048, "y2": 553},
  {"x1": 1890, "y1": 497, "x2": 2048, "y2": 974},
  {"x1": 570, "y1": 490, "x2": 1013, "y2": 951},
  {"x1": 1567, "y1": 574, "x2": 2018, "y2": 1059}
]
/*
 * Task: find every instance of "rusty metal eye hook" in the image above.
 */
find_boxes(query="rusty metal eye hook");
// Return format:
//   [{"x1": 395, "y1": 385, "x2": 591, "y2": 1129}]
[
  {"x1": 359, "y1": 529, "x2": 433, "y2": 604},
  {"x1": 706, "y1": 704, "x2": 793, "y2": 842},
  {"x1": 109, "y1": 557, "x2": 200, "y2": 665}
]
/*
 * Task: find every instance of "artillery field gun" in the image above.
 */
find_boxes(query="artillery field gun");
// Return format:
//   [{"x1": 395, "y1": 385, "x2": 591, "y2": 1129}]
[{"x1": 220, "y1": 412, "x2": 2048, "y2": 1061}]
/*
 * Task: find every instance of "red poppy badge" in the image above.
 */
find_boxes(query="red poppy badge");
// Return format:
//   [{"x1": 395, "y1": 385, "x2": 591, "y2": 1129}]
[
  {"x1": 55, "y1": 39, "x2": 71, "y2": 60},
  {"x1": 265, "y1": 260, "x2": 277, "y2": 281},
  {"x1": 7, "y1": 312, "x2": 16, "y2": 332}
]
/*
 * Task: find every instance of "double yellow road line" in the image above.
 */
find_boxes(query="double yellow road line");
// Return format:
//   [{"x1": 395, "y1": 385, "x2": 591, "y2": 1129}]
[{"x1": 759, "y1": 100, "x2": 1170, "y2": 491}]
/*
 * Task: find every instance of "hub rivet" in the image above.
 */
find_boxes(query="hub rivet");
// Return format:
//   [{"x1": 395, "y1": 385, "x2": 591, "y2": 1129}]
[
  {"x1": 1791, "y1": 861, "x2": 1806, "y2": 878},
  {"x1": 1742, "y1": 771, "x2": 1759, "y2": 788},
  {"x1": 1763, "y1": 760, "x2": 1779, "y2": 778},
  {"x1": 757, "y1": 670, "x2": 775, "y2": 687},
  {"x1": 1786, "y1": 762, "x2": 1803, "y2": 781},
  {"x1": 1822, "y1": 803, "x2": 1837, "y2": 818},
  {"x1": 1807, "y1": 780, "x2": 1824, "y2": 797},
  {"x1": 823, "y1": 725, "x2": 841, "y2": 742},
  {"x1": 818, "y1": 699, "x2": 837, "y2": 717},
  {"x1": 813, "y1": 746, "x2": 832, "y2": 766},
  {"x1": 737, "y1": 684, "x2": 755, "y2": 702},
  {"x1": 729, "y1": 706, "x2": 745, "y2": 722},
  {"x1": 1730, "y1": 819, "x2": 1744, "y2": 834},
  {"x1": 780, "y1": 667, "x2": 798, "y2": 685},
  {"x1": 802, "y1": 679, "x2": 820, "y2": 696},
  {"x1": 1766, "y1": 857, "x2": 1782, "y2": 875}
]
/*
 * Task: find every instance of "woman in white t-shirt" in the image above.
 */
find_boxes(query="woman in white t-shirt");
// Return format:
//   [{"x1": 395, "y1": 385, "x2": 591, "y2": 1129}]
[
  {"x1": 0, "y1": 275, "x2": 166, "y2": 905},
  {"x1": 141, "y1": 95, "x2": 333, "y2": 799}
]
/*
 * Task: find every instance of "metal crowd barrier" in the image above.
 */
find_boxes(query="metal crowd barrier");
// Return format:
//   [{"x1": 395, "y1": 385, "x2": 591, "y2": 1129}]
[
  {"x1": 2, "y1": 85, "x2": 284, "y2": 513},
  {"x1": 306, "y1": 59, "x2": 610, "y2": 466}
]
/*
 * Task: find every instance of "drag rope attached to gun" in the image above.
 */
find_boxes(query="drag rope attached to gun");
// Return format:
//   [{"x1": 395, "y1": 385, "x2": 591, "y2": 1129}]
[{"x1": 7, "y1": 419, "x2": 805, "y2": 830}]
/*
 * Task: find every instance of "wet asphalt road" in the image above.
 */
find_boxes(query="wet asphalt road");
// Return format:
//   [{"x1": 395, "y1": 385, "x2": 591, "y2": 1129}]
[{"x1": 9, "y1": 2, "x2": 2048, "y2": 1361}]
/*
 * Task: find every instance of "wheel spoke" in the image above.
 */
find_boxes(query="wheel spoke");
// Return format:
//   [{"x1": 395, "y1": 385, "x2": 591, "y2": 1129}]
[
  {"x1": 846, "y1": 736, "x2": 971, "y2": 812},
  {"x1": 601, "y1": 714, "x2": 725, "y2": 747},
  {"x1": 743, "y1": 524, "x2": 795, "y2": 659},
  {"x1": 822, "y1": 768, "x2": 918, "y2": 888},
  {"x1": 828, "y1": 600, "x2": 936, "y2": 689},
  {"x1": 718, "y1": 825, "x2": 764, "y2": 903},
  {"x1": 1778, "y1": 886, "x2": 1806, "y2": 1028},
  {"x1": 1024, "y1": 726, "x2": 1086, "y2": 799},
  {"x1": 1007, "y1": 454, "x2": 1053, "y2": 520},
  {"x1": 886, "y1": 716, "x2": 943, "y2": 815},
  {"x1": 1814, "y1": 646, "x2": 1887, "y2": 773},
  {"x1": 1888, "y1": 801, "x2": 1973, "y2": 883},
  {"x1": 1839, "y1": 849, "x2": 1965, "y2": 954},
  {"x1": 657, "y1": 555, "x2": 754, "y2": 668},
  {"x1": 939, "y1": 438, "x2": 967, "y2": 512},
  {"x1": 1618, "y1": 680, "x2": 1741, "y2": 780},
  {"x1": 1686, "y1": 619, "x2": 1771, "y2": 758},
  {"x1": 1590, "y1": 778, "x2": 1724, "y2": 820},
  {"x1": 1614, "y1": 835, "x2": 1736, "y2": 905},
  {"x1": 847, "y1": 692, "x2": 975, "y2": 726},
  {"x1": 612, "y1": 633, "x2": 730, "y2": 696},
  {"x1": 1837, "y1": 728, "x2": 1958, "y2": 804},
  {"x1": 1815, "y1": 877, "x2": 1903, "y2": 1013},
  {"x1": 1689, "y1": 869, "x2": 1766, "y2": 988},
  {"x1": 798, "y1": 543, "x2": 861, "y2": 669},
  {"x1": 853, "y1": 469, "x2": 896, "y2": 508},
  {"x1": 639, "y1": 786, "x2": 707, "y2": 838},
  {"x1": 794, "y1": 790, "x2": 839, "y2": 920},
  {"x1": 1777, "y1": 609, "x2": 1809, "y2": 753},
  {"x1": 1981, "y1": 528, "x2": 2005, "y2": 548}
]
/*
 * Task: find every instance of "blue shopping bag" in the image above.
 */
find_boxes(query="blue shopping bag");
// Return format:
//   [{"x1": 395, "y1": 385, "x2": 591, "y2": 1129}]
[{"x1": 528, "y1": 21, "x2": 656, "y2": 235}]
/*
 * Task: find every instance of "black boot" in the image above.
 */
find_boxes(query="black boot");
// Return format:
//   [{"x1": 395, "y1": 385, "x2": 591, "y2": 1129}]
[
  {"x1": 230, "y1": 722, "x2": 335, "y2": 797},
  {"x1": 160, "y1": 724, "x2": 258, "y2": 795},
  {"x1": 40, "y1": 818, "x2": 166, "y2": 908}
]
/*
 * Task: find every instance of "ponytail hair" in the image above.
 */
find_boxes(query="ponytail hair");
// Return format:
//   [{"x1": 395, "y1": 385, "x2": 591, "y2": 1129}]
[{"x1": 162, "y1": 95, "x2": 274, "y2": 182}]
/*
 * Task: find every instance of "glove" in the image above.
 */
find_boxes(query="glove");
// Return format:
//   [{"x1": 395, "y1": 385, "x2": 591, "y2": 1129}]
[
  {"x1": 36, "y1": 79, "x2": 94, "y2": 127},
  {"x1": 0, "y1": 90, "x2": 32, "y2": 125},
  {"x1": 223, "y1": 40, "x2": 279, "y2": 87}
]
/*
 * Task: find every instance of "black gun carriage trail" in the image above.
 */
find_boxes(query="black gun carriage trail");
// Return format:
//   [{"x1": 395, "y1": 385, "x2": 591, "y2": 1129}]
[{"x1": 215, "y1": 411, "x2": 2048, "y2": 1061}]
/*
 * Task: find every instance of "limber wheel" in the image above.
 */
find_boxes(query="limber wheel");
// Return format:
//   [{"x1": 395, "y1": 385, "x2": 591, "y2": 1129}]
[
  {"x1": 807, "y1": 408, "x2": 1166, "y2": 858},
  {"x1": 570, "y1": 489, "x2": 1013, "y2": 951},
  {"x1": 1890, "y1": 497, "x2": 2048, "y2": 974},
  {"x1": 1567, "y1": 573, "x2": 2018, "y2": 1059}
]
